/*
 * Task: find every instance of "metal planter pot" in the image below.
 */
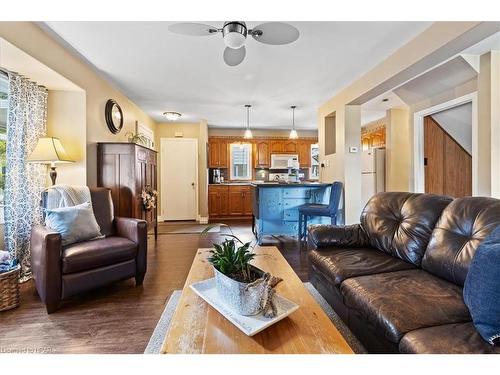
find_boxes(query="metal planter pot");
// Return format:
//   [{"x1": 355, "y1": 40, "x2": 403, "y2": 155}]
[{"x1": 213, "y1": 265, "x2": 264, "y2": 316}]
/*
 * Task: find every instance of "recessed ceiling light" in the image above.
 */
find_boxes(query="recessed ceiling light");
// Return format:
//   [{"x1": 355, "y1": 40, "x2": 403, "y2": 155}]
[{"x1": 163, "y1": 111, "x2": 182, "y2": 121}]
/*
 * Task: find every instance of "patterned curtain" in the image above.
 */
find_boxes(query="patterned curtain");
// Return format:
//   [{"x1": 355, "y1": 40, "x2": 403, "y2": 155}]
[{"x1": 4, "y1": 72, "x2": 48, "y2": 281}]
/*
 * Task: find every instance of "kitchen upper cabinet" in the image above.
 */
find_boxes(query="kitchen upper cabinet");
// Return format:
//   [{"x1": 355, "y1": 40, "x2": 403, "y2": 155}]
[
  {"x1": 298, "y1": 140, "x2": 312, "y2": 168},
  {"x1": 254, "y1": 140, "x2": 270, "y2": 168},
  {"x1": 270, "y1": 140, "x2": 284, "y2": 153},
  {"x1": 284, "y1": 141, "x2": 297, "y2": 153},
  {"x1": 208, "y1": 138, "x2": 228, "y2": 168}
]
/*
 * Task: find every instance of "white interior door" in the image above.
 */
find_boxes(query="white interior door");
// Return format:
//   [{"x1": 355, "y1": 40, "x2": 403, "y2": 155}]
[{"x1": 161, "y1": 138, "x2": 198, "y2": 221}]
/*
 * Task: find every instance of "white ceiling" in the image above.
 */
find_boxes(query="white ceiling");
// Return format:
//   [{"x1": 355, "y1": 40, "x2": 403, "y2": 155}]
[
  {"x1": 43, "y1": 21, "x2": 432, "y2": 129},
  {"x1": 431, "y1": 103, "x2": 472, "y2": 154}
]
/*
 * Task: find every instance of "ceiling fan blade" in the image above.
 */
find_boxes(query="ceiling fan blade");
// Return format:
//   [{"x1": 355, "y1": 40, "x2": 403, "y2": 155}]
[
  {"x1": 168, "y1": 23, "x2": 219, "y2": 36},
  {"x1": 223, "y1": 46, "x2": 246, "y2": 66},
  {"x1": 251, "y1": 22, "x2": 299, "y2": 45}
]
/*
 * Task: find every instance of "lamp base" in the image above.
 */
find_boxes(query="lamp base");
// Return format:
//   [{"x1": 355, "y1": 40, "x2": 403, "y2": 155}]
[{"x1": 49, "y1": 166, "x2": 57, "y2": 185}]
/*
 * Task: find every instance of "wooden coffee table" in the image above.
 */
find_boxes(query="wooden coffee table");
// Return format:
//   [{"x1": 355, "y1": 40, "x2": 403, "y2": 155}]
[{"x1": 161, "y1": 246, "x2": 353, "y2": 354}]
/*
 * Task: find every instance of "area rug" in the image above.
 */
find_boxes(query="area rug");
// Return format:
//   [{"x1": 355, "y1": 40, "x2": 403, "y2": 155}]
[
  {"x1": 144, "y1": 283, "x2": 366, "y2": 354},
  {"x1": 157, "y1": 224, "x2": 220, "y2": 234}
]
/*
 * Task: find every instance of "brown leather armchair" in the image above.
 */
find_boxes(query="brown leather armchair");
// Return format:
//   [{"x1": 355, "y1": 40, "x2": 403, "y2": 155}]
[{"x1": 30, "y1": 188, "x2": 147, "y2": 313}]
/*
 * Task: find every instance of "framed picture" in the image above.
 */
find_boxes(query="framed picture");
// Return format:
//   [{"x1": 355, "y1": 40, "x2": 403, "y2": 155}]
[{"x1": 136, "y1": 121, "x2": 155, "y2": 149}]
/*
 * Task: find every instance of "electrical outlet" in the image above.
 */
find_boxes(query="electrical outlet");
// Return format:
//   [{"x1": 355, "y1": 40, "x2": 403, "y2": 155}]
[{"x1": 349, "y1": 146, "x2": 358, "y2": 153}]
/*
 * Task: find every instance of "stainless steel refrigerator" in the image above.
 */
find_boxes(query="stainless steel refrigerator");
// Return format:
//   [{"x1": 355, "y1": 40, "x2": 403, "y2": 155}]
[{"x1": 361, "y1": 148, "x2": 386, "y2": 206}]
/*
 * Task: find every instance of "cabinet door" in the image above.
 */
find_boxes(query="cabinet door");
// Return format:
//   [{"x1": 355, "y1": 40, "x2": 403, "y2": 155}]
[
  {"x1": 219, "y1": 189, "x2": 229, "y2": 216},
  {"x1": 208, "y1": 191, "x2": 220, "y2": 216},
  {"x1": 255, "y1": 141, "x2": 270, "y2": 167},
  {"x1": 219, "y1": 139, "x2": 228, "y2": 168},
  {"x1": 298, "y1": 141, "x2": 311, "y2": 167},
  {"x1": 208, "y1": 139, "x2": 220, "y2": 167},
  {"x1": 284, "y1": 141, "x2": 297, "y2": 153},
  {"x1": 270, "y1": 140, "x2": 284, "y2": 153},
  {"x1": 228, "y1": 188, "x2": 244, "y2": 216},
  {"x1": 243, "y1": 190, "x2": 253, "y2": 216}
]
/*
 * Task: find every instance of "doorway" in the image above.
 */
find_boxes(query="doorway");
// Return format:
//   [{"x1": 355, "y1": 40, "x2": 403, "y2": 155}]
[
  {"x1": 424, "y1": 111, "x2": 472, "y2": 197},
  {"x1": 160, "y1": 138, "x2": 198, "y2": 221}
]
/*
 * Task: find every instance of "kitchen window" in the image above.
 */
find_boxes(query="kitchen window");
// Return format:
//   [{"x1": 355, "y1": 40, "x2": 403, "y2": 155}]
[{"x1": 230, "y1": 143, "x2": 252, "y2": 180}]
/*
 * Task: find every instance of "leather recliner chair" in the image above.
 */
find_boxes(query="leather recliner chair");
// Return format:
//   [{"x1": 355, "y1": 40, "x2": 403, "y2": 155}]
[{"x1": 30, "y1": 188, "x2": 147, "y2": 313}]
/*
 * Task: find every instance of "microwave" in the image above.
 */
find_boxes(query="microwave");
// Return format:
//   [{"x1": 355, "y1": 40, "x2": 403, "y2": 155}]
[{"x1": 270, "y1": 154, "x2": 299, "y2": 169}]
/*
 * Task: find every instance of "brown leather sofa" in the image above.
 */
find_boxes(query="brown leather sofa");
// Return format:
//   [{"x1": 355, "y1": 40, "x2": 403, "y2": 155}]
[
  {"x1": 31, "y1": 188, "x2": 147, "y2": 313},
  {"x1": 308, "y1": 192, "x2": 500, "y2": 354}
]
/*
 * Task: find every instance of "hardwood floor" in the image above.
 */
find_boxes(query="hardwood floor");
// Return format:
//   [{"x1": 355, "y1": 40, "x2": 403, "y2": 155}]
[{"x1": 0, "y1": 220, "x2": 310, "y2": 354}]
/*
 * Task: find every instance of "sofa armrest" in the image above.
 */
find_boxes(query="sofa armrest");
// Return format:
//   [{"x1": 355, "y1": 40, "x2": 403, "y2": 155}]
[
  {"x1": 307, "y1": 224, "x2": 371, "y2": 250},
  {"x1": 30, "y1": 225, "x2": 63, "y2": 305},
  {"x1": 115, "y1": 217, "x2": 148, "y2": 282}
]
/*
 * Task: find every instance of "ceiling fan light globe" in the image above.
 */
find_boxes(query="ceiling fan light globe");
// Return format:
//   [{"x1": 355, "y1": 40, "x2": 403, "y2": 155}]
[{"x1": 224, "y1": 32, "x2": 246, "y2": 49}]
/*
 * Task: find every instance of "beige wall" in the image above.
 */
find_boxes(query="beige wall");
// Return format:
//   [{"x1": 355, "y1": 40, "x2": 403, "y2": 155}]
[
  {"x1": 0, "y1": 22, "x2": 156, "y2": 187},
  {"x1": 155, "y1": 122, "x2": 209, "y2": 220},
  {"x1": 318, "y1": 22, "x2": 490, "y2": 224},
  {"x1": 386, "y1": 108, "x2": 411, "y2": 191},
  {"x1": 47, "y1": 90, "x2": 86, "y2": 185}
]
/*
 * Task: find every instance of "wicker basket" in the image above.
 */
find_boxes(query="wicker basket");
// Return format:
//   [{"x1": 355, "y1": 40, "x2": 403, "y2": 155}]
[{"x1": 0, "y1": 264, "x2": 21, "y2": 312}]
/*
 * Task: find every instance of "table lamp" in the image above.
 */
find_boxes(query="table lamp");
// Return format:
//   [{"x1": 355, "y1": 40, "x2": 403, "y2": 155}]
[{"x1": 27, "y1": 137, "x2": 74, "y2": 185}]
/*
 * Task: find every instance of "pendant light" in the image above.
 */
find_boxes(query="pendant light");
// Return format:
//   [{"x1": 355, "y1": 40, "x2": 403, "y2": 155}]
[
  {"x1": 289, "y1": 105, "x2": 298, "y2": 139},
  {"x1": 243, "y1": 104, "x2": 253, "y2": 139}
]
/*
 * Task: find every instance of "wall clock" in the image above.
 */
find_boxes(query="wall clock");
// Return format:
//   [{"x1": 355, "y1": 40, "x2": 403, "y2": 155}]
[{"x1": 105, "y1": 99, "x2": 124, "y2": 134}]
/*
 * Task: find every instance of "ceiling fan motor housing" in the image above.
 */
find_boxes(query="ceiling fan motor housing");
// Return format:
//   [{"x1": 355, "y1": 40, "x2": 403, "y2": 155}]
[{"x1": 222, "y1": 21, "x2": 247, "y2": 49}]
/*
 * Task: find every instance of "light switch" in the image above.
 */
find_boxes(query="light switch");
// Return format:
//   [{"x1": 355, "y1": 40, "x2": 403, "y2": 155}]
[{"x1": 349, "y1": 146, "x2": 358, "y2": 153}]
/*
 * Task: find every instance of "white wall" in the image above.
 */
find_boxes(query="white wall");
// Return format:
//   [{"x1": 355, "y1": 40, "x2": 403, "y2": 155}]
[{"x1": 431, "y1": 103, "x2": 472, "y2": 154}]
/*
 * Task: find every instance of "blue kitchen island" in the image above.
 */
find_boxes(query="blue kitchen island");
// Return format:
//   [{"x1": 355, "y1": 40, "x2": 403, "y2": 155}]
[{"x1": 251, "y1": 182, "x2": 333, "y2": 244}]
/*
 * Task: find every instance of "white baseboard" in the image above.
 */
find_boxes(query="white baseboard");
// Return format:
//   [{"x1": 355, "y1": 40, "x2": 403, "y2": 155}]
[{"x1": 198, "y1": 216, "x2": 209, "y2": 224}]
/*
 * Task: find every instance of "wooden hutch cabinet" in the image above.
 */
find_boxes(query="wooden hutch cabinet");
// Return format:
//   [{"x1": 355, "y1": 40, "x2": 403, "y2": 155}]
[{"x1": 97, "y1": 142, "x2": 158, "y2": 238}]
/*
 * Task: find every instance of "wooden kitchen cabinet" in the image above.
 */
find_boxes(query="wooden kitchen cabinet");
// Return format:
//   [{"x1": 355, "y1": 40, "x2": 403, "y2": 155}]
[
  {"x1": 209, "y1": 184, "x2": 252, "y2": 218},
  {"x1": 270, "y1": 140, "x2": 284, "y2": 153},
  {"x1": 298, "y1": 140, "x2": 312, "y2": 168},
  {"x1": 284, "y1": 141, "x2": 297, "y2": 153},
  {"x1": 208, "y1": 138, "x2": 228, "y2": 168},
  {"x1": 254, "y1": 140, "x2": 270, "y2": 168},
  {"x1": 208, "y1": 185, "x2": 229, "y2": 217}
]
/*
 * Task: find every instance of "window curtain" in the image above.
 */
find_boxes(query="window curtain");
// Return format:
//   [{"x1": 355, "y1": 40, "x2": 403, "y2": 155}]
[{"x1": 3, "y1": 72, "x2": 48, "y2": 281}]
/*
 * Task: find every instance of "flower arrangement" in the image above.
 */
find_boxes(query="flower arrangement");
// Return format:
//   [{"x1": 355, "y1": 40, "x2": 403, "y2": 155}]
[
  {"x1": 125, "y1": 131, "x2": 149, "y2": 146},
  {"x1": 141, "y1": 187, "x2": 158, "y2": 211}
]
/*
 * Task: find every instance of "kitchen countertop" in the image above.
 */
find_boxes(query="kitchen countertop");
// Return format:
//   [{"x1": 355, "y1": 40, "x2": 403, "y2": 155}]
[{"x1": 251, "y1": 181, "x2": 329, "y2": 187}]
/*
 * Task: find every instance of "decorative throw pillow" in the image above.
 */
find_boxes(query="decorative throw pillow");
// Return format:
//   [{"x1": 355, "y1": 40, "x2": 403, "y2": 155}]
[
  {"x1": 463, "y1": 225, "x2": 500, "y2": 346},
  {"x1": 45, "y1": 202, "x2": 104, "y2": 246}
]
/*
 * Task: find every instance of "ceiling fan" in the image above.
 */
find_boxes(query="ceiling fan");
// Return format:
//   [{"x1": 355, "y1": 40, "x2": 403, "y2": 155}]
[{"x1": 168, "y1": 21, "x2": 300, "y2": 66}]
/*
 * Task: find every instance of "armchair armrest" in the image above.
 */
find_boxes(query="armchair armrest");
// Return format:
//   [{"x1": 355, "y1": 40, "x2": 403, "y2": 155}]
[
  {"x1": 115, "y1": 217, "x2": 148, "y2": 285},
  {"x1": 307, "y1": 224, "x2": 370, "y2": 250},
  {"x1": 30, "y1": 225, "x2": 63, "y2": 310}
]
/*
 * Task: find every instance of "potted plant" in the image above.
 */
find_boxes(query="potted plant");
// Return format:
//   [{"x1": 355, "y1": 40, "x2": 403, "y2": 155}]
[
  {"x1": 202, "y1": 224, "x2": 265, "y2": 316},
  {"x1": 125, "y1": 131, "x2": 149, "y2": 146},
  {"x1": 141, "y1": 186, "x2": 158, "y2": 211}
]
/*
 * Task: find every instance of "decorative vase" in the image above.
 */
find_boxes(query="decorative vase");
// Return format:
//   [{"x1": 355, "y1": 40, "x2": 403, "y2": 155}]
[{"x1": 213, "y1": 265, "x2": 264, "y2": 316}]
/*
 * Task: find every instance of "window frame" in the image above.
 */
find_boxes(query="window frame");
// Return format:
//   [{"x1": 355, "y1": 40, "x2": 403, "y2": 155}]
[{"x1": 229, "y1": 142, "x2": 252, "y2": 181}]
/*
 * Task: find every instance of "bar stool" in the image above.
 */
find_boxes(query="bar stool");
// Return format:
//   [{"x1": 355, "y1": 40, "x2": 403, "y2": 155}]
[{"x1": 298, "y1": 181, "x2": 343, "y2": 241}]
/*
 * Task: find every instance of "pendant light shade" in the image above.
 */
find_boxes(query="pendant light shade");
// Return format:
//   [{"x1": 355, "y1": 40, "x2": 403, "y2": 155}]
[
  {"x1": 243, "y1": 104, "x2": 253, "y2": 139},
  {"x1": 289, "y1": 105, "x2": 299, "y2": 139}
]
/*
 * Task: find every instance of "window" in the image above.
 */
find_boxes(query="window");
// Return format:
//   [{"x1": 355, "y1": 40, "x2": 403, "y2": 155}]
[
  {"x1": 310, "y1": 143, "x2": 319, "y2": 180},
  {"x1": 0, "y1": 72, "x2": 8, "y2": 216},
  {"x1": 230, "y1": 143, "x2": 252, "y2": 180}
]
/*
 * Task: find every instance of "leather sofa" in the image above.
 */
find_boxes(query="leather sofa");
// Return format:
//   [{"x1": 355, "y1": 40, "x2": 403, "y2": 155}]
[
  {"x1": 31, "y1": 188, "x2": 147, "y2": 313},
  {"x1": 308, "y1": 192, "x2": 500, "y2": 354}
]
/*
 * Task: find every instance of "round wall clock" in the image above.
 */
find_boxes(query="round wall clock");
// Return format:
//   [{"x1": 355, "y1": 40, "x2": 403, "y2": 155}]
[{"x1": 105, "y1": 99, "x2": 124, "y2": 134}]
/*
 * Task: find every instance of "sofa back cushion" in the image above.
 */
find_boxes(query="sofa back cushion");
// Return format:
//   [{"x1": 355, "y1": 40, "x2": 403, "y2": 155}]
[
  {"x1": 90, "y1": 188, "x2": 115, "y2": 237},
  {"x1": 422, "y1": 197, "x2": 500, "y2": 286},
  {"x1": 361, "y1": 192, "x2": 453, "y2": 266}
]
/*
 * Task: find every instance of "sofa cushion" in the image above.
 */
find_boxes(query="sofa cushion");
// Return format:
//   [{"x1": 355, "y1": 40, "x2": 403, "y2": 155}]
[
  {"x1": 341, "y1": 269, "x2": 471, "y2": 344},
  {"x1": 422, "y1": 197, "x2": 500, "y2": 286},
  {"x1": 62, "y1": 236, "x2": 137, "y2": 274},
  {"x1": 400, "y1": 323, "x2": 500, "y2": 354},
  {"x1": 360, "y1": 192, "x2": 452, "y2": 266},
  {"x1": 309, "y1": 247, "x2": 415, "y2": 287},
  {"x1": 463, "y1": 224, "x2": 500, "y2": 345}
]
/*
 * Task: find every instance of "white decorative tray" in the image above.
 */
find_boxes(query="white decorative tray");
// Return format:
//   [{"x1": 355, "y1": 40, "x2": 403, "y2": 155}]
[{"x1": 190, "y1": 277, "x2": 299, "y2": 336}]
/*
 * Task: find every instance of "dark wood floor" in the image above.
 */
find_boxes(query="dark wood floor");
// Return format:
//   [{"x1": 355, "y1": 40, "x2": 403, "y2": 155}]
[{"x1": 0, "y1": 220, "x2": 309, "y2": 354}]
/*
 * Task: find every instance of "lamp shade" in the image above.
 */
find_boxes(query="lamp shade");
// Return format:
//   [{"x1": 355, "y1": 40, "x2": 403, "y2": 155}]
[{"x1": 27, "y1": 137, "x2": 73, "y2": 164}]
